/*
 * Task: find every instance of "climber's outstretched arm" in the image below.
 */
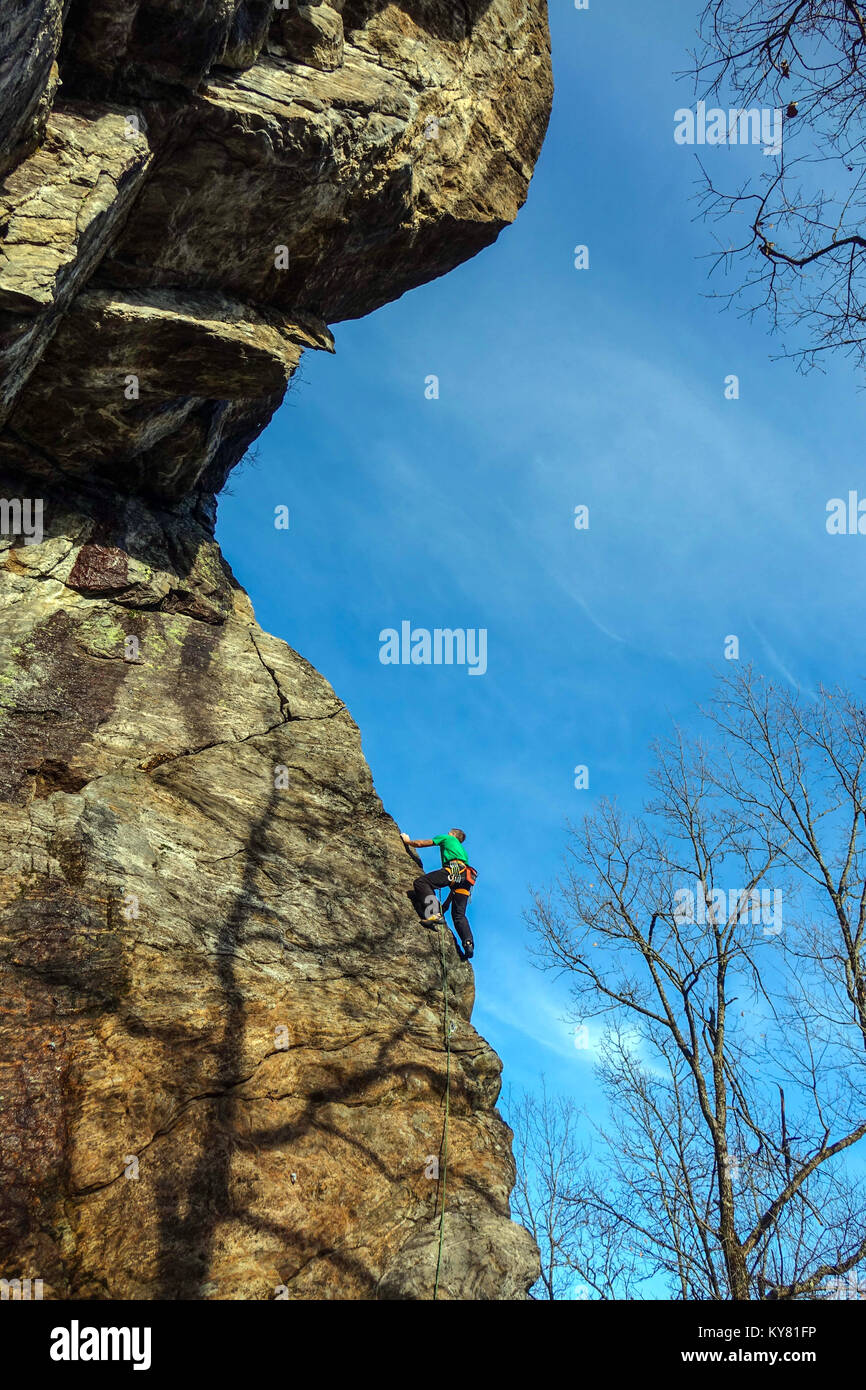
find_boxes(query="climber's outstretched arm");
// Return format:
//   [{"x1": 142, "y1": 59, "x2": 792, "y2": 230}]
[{"x1": 401, "y1": 834, "x2": 434, "y2": 848}]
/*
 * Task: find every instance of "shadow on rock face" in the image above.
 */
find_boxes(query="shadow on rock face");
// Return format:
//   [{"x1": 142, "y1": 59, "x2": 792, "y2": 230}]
[
  {"x1": 58, "y1": 0, "x2": 502, "y2": 98},
  {"x1": 342, "y1": 0, "x2": 496, "y2": 42},
  {"x1": 0, "y1": 468, "x2": 240, "y2": 634}
]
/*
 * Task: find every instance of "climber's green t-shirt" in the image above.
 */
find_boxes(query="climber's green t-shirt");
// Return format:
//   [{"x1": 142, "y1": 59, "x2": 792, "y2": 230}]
[{"x1": 433, "y1": 833, "x2": 468, "y2": 867}]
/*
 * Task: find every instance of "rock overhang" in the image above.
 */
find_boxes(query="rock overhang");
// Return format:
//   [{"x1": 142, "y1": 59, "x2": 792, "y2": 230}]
[{"x1": 1, "y1": 0, "x2": 552, "y2": 501}]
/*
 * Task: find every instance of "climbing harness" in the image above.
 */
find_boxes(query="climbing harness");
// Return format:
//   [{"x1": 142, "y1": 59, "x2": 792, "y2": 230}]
[
  {"x1": 445, "y1": 860, "x2": 478, "y2": 889},
  {"x1": 433, "y1": 888, "x2": 453, "y2": 1301}
]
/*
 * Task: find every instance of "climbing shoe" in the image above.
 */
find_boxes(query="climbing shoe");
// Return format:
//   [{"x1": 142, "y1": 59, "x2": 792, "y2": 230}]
[
  {"x1": 422, "y1": 914, "x2": 445, "y2": 927},
  {"x1": 462, "y1": 937, "x2": 475, "y2": 961}
]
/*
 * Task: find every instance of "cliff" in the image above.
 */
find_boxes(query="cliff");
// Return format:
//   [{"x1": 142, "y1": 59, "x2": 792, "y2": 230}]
[{"x1": 0, "y1": 0, "x2": 552, "y2": 1299}]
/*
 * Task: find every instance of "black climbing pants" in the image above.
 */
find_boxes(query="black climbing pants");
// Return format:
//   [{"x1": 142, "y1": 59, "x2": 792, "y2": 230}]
[{"x1": 412, "y1": 869, "x2": 474, "y2": 952}]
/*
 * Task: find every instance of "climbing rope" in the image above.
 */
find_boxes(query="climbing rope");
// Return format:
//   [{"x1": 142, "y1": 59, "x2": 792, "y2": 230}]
[{"x1": 433, "y1": 889, "x2": 452, "y2": 1301}]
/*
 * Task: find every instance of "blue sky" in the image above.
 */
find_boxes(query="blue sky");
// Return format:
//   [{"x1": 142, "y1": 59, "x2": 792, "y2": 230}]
[{"x1": 217, "y1": 0, "x2": 866, "y2": 1115}]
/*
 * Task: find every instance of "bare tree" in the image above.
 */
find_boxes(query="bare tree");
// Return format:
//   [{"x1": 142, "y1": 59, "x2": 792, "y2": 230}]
[
  {"x1": 528, "y1": 667, "x2": 866, "y2": 1299},
  {"x1": 506, "y1": 1081, "x2": 646, "y2": 1299},
  {"x1": 688, "y1": 1, "x2": 866, "y2": 371},
  {"x1": 507, "y1": 1082, "x2": 585, "y2": 1299}
]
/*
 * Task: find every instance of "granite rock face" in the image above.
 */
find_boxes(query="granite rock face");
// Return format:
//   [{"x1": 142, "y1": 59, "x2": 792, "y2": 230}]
[{"x1": 0, "y1": 0, "x2": 552, "y2": 1299}]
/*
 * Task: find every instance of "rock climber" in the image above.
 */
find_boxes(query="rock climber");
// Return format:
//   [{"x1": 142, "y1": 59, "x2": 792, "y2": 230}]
[{"x1": 402, "y1": 828, "x2": 477, "y2": 961}]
